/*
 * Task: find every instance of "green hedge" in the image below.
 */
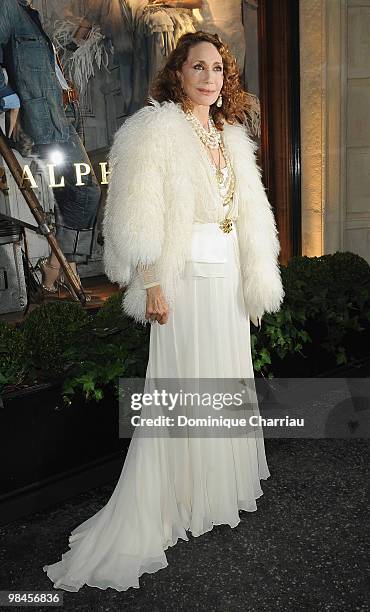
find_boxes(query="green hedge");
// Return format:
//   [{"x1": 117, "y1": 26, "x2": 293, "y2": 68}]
[
  {"x1": 251, "y1": 252, "x2": 370, "y2": 376},
  {"x1": 0, "y1": 321, "x2": 26, "y2": 390},
  {"x1": 1, "y1": 251, "x2": 369, "y2": 400}
]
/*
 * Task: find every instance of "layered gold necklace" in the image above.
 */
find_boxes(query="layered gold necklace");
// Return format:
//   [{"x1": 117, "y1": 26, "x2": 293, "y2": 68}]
[{"x1": 185, "y1": 110, "x2": 236, "y2": 233}]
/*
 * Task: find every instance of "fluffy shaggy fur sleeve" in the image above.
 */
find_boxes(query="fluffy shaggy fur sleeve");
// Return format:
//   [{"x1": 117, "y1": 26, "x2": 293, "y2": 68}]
[
  {"x1": 102, "y1": 105, "x2": 166, "y2": 288},
  {"x1": 228, "y1": 123, "x2": 285, "y2": 322}
]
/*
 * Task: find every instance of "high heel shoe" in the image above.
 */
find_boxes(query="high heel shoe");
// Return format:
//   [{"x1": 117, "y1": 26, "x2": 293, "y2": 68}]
[
  {"x1": 56, "y1": 272, "x2": 80, "y2": 301},
  {"x1": 58, "y1": 271, "x2": 92, "y2": 302},
  {"x1": 35, "y1": 258, "x2": 92, "y2": 302},
  {"x1": 35, "y1": 257, "x2": 60, "y2": 296}
]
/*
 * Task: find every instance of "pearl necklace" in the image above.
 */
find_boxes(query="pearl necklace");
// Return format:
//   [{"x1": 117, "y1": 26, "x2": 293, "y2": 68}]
[
  {"x1": 184, "y1": 110, "x2": 221, "y2": 149},
  {"x1": 184, "y1": 108, "x2": 236, "y2": 233}
]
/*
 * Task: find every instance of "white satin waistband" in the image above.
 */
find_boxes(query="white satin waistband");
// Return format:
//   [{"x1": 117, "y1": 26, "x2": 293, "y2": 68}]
[{"x1": 188, "y1": 222, "x2": 236, "y2": 264}]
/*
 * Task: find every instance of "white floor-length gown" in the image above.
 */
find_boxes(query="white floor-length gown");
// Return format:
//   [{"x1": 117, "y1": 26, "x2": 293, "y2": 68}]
[{"x1": 43, "y1": 165, "x2": 270, "y2": 592}]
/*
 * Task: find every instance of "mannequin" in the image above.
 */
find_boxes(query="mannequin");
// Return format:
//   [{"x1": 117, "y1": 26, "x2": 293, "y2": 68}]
[
  {"x1": 74, "y1": 0, "x2": 201, "y2": 113},
  {"x1": 0, "y1": 0, "x2": 101, "y2": 291},
  {"x1": 194, "y1": 0, "x2": 246, "y2": 74}
]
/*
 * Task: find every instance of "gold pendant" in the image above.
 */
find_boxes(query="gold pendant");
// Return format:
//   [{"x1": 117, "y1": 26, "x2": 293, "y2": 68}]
[
  {"x1": 219, "y1": 217, "x2": 233, "y2": 233},
  {"x1": 216, "y1": 168, "x2": 224, "y2": 184}
]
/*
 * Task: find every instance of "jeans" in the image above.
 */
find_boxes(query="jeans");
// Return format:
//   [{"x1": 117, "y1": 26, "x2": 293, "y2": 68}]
[{"x1": 33, "y1": 102, "x2": 101, "y2": 263}]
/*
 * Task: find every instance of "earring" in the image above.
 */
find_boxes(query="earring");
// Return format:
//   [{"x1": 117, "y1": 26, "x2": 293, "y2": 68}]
[{"x1": 216, "y1": 94, "x2": 222, "y2": 108}]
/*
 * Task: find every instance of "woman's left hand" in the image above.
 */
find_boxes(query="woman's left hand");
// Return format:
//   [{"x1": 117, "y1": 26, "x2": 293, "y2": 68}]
[{"x1": 145, "y1": 285, "x2": 170, "y2": 325}]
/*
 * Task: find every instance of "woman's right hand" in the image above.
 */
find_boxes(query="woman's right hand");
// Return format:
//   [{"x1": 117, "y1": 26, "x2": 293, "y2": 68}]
[{"x1": 145, "y1": 286, "x2": 170, "y2": 325}]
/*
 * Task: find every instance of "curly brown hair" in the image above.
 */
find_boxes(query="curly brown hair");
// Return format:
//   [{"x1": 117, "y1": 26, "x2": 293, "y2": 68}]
[{"x1": 148, "y1": 31, "x2": 252, "y2": 131}]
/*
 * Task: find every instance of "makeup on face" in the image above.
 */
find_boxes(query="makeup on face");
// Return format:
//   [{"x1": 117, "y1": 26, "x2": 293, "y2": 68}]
[{"x1": 179, "y1": 43, "x2": 224, "y2": 107}]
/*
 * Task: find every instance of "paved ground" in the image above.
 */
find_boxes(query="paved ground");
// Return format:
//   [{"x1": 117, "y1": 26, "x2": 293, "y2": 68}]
[{"x1": 0, "y1": 439, "x2": 368, "y2": 612}]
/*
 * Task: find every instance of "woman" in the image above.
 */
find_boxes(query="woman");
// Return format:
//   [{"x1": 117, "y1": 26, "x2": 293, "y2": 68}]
[{"x1": 43, "y1": 31, "x2": 284, "y2": 592}]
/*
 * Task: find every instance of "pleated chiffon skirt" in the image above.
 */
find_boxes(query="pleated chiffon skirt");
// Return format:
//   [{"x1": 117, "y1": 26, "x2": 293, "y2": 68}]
[{"x1": 43, "y1": 222, "x2": 270, "y2": 592}]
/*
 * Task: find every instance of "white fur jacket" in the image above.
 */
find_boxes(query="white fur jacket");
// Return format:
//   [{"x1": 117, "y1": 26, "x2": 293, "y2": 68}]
[{"x1": 102, "y1": 98, "x2": 285, "y2": 326}]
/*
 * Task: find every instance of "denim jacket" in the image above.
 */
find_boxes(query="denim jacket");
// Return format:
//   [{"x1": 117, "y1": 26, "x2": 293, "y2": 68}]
[{"x1": 0, "y1": 0, "x2": 69, "y2": 144}]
